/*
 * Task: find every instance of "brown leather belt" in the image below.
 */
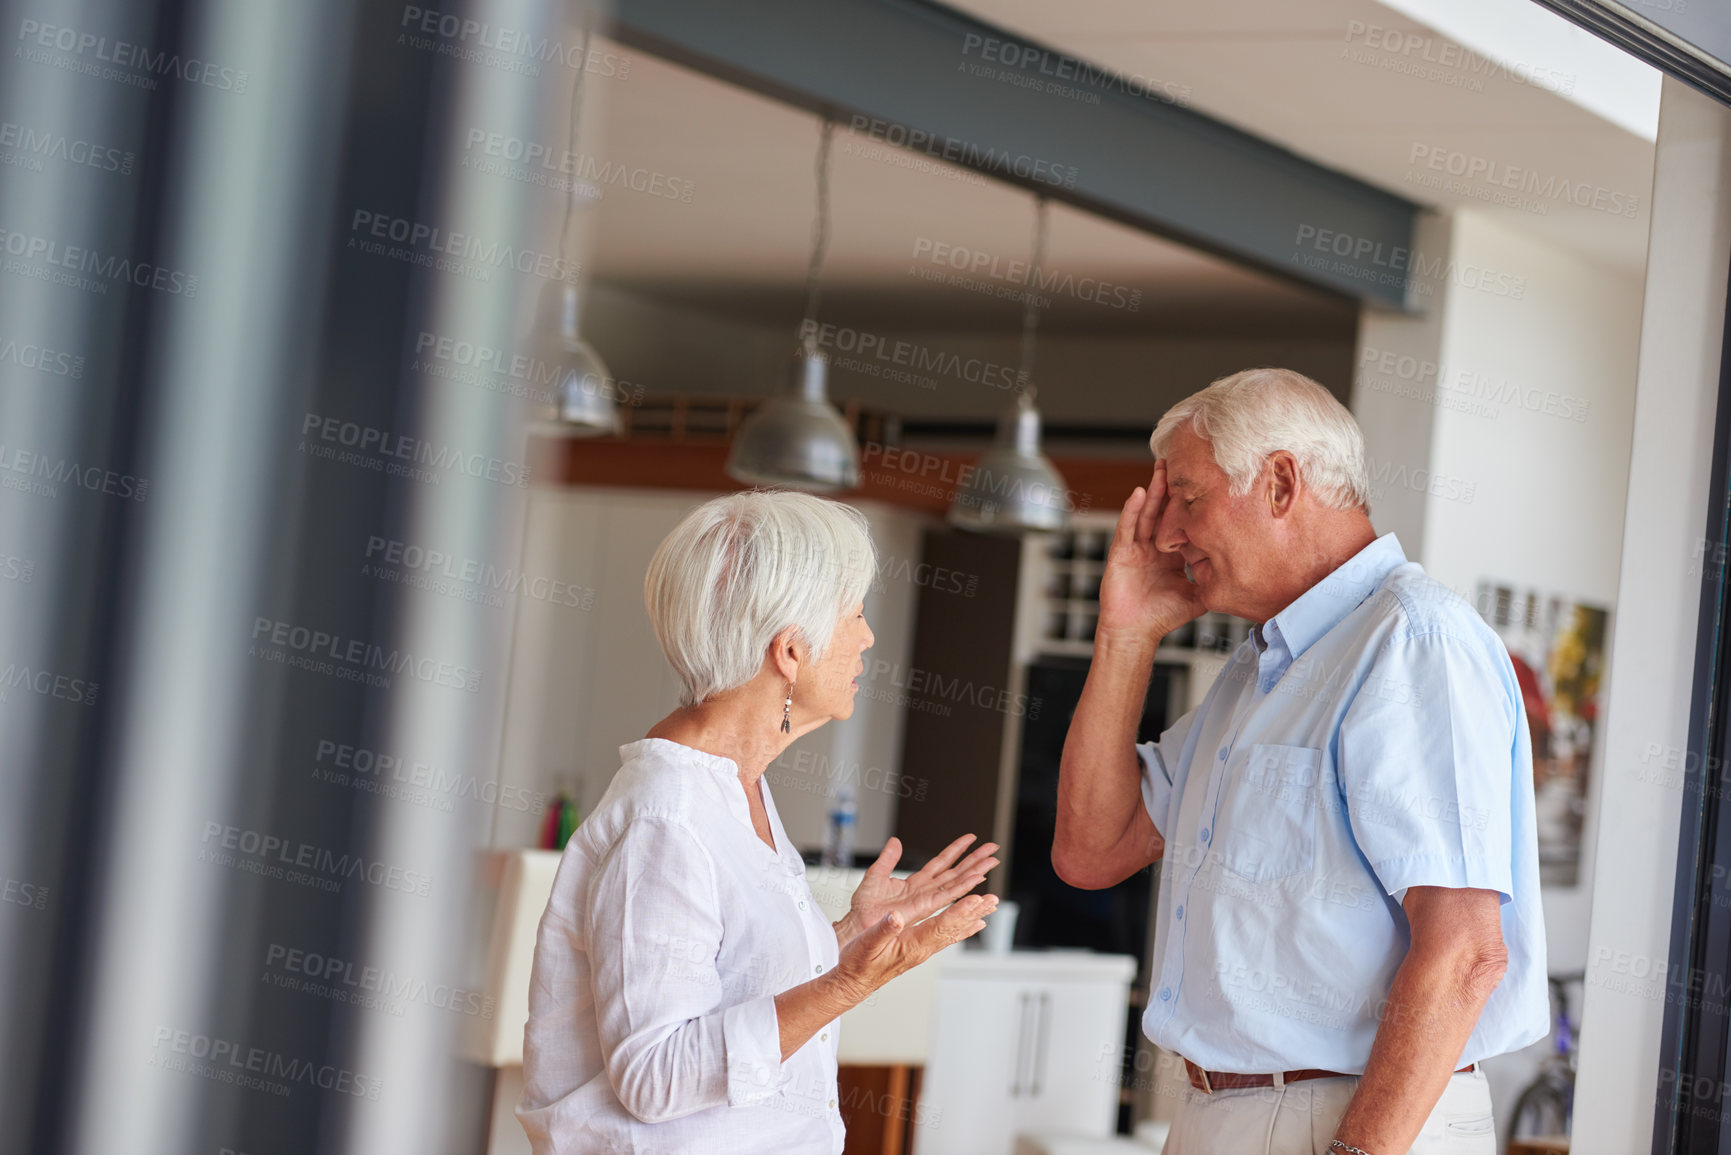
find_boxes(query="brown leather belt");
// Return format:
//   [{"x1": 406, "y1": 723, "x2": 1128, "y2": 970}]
[{"x1": 1184, "y1": 1057, "x2": 1476, "y2": 1094}]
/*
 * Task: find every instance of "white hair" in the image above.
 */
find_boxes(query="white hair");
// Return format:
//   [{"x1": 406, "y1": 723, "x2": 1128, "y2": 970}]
[
  {"x1": 1148, "y1": 368, "x2": 1369, "y2": 512},
  {"x1": 644, "y1": 490, "x2": 877, "y2": 707}
]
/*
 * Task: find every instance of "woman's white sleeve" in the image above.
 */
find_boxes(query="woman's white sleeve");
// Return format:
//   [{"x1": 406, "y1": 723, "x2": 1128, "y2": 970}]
[{"x1": 585, "y1": 816, "x2": 785, "y2": 1123}]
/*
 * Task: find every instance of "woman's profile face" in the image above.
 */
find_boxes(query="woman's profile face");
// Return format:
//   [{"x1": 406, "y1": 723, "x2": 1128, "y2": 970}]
[{"x1": 801, "y1": 602, "x2": 874, "y2": 723}]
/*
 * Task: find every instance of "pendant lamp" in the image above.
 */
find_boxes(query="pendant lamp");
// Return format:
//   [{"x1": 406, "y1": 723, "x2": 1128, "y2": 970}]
[
  {"x1": 726, "y1": 121, "x2": 860, "y2": 492},
  {"x1": 949, "y1": 198, "x2": 1071, "y2": 533},
  {"x1": 542, "y1": 281, "x2": 620, "y2": 436},
  {"x1": 539, "y1": 29, "x2": 619, "y2": 437}
]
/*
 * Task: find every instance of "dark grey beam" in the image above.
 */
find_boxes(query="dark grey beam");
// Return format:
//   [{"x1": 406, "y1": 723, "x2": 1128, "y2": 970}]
[{"x1": 612, "y1": 0, "x2": 1421, "y2": 309}]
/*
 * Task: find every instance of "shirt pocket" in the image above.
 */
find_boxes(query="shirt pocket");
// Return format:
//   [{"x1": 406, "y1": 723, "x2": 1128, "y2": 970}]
[{"x1": 1215, "y1": 744, "x2": 1321, "y2": 884}]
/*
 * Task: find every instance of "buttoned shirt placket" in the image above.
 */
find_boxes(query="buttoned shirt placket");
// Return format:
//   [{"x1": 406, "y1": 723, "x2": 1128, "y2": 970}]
[
  {"x1": 1149, "y1": 626, "x2": 1299, "y2": 1044},
  {"x1": 752, "y1": 786, "x2": 846, "y2": 1127},
  {"x1": 1150, "y1": 655, "x2": 1254, "y2": 1035}
]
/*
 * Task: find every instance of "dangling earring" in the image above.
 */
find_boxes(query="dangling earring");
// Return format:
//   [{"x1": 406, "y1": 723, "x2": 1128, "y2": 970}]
[{"x1": 781, "y1": 683, "x2": 794, "y2": 734}]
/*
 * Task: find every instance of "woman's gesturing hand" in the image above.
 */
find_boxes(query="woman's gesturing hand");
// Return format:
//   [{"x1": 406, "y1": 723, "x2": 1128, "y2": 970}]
[
  {"x1": 775, "y1": 892, "x2": 997, "y2": 1060},
  {"x1": 830, "y1": 894, "x2": 998, "y2": 1002},
  {"x1": 1095, "y1": 459, "x2": 1206, "y2": 646},
  {"x1": 836, "y1": 835, "x2": 997, "y2": 946}
]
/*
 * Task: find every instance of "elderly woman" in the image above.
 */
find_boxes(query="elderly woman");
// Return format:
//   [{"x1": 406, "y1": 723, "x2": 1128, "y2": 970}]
[{"x1": 518, "y1": 490, "x2": 999, "y2": 1153}]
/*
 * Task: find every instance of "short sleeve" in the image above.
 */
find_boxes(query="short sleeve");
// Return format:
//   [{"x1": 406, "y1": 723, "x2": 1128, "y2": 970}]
[
  {"x1": 1137, "y1": 706, "x2": 1200, "y2": 839},
  {"x1": 1338, "y1": 630, "x2": 1518, "y2": 904},
  {"x1": 586, "y1": 816, "x2": 786, "y2": 1121}
]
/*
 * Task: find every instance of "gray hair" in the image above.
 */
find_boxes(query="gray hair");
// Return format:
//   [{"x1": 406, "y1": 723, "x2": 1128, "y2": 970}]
[
  {"x1": 644, "y1": 490, "x2": 877, "y2": 707},
  {"x1": 1149, "y1": 368, "x2": 1369, "y2": 512}
]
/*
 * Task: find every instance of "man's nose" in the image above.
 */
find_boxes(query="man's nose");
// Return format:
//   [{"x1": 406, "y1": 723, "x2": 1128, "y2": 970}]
[{"x1": 1154, "y1": 504, "x2": 1186, "y2": 553}]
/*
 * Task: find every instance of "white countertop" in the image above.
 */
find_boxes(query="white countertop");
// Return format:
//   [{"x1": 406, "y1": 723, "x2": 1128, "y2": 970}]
[{"x1": 941, "y1": 948, "x2": 1138, "y2": 983}]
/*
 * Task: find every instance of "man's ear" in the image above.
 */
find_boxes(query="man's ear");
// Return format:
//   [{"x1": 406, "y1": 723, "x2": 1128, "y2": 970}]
[
  {"x1": 768, "y1": 625, "x2": 804, "y2": 684},
  {"x1": 1267, "y1": 452, "x2": 1300, "y2": 519}
]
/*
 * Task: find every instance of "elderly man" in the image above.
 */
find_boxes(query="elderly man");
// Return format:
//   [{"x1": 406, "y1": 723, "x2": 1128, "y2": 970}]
[{"x1": 1054, "y1": 369, "x2": 1548, "y2": 1154}]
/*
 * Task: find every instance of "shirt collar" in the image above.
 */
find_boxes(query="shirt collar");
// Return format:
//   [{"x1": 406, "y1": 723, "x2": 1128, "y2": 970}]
[
  {"x1": 622, "y1": 737, "x2": 795, "y2": 865},
  {"x1": 1262, "y1": 533, "x2": 1408, "y2": 662},
  {"x1": 620, "y1": 737, "x2": 751, "y2": 827},
  {"x1": 621, "y1": 737, "x2": 742, "y2": 779}
]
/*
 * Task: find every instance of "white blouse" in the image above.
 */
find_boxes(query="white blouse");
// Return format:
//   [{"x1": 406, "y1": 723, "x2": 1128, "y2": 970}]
[{"x1": 518, "y1": 738, "x2": 846, "y2": 1154}]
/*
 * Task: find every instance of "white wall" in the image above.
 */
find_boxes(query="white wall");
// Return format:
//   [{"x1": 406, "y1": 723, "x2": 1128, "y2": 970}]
[
  {"x1": 1419, "y1": 210, "x2": 1643, "y2": 608},
  {"x1": 1353, "y1": 211, "x2": 1453, "y2": 553},
  {"x1": 492, "y1": 486, "x2": 931, "y2": 855},
  {"x1": 1574, "y1": 76, "x2": 1731, "y2": 1153}
]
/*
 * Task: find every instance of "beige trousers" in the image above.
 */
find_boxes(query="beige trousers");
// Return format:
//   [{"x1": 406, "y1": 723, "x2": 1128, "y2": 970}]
[{"x1": 1163, "y1": 1068, "x2": 1495, "y2": 1155}]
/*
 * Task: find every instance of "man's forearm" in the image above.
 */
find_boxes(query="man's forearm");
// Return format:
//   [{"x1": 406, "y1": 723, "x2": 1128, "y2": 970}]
[
  {"x1": 1332, "y1": 941, "x2": 1506, "y2": 1153},
  {"x1": 1054, "y1": 632, "x2": 1163, "y2": 880}
]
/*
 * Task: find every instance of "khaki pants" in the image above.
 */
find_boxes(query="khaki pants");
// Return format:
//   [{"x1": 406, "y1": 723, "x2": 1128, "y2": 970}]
[{"x1": 1164, "y1": 1067, "x2": 1495, "y2": 1155}]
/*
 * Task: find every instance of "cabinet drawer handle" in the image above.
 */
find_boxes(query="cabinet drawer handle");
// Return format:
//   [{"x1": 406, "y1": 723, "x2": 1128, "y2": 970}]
[
  {"x1": 1010, "y1": 992, "x2": 1031, "y2": 1097},
  {"x1": 1030, "y1": 991, "x2": 1051, "y2": 1097}
]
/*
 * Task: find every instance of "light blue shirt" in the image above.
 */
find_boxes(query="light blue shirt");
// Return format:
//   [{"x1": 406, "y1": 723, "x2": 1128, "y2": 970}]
[{"x1": 1137, "y1": 533, "x2": 1548, "y2": 1073}]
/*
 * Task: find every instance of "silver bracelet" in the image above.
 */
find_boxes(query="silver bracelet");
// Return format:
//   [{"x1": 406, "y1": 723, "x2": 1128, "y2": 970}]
[{"x1": 1328, "y1": 1142, "x2": 1375, "y2": 1155}]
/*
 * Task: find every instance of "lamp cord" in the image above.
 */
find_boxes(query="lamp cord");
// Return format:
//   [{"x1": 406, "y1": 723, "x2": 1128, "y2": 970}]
[
  {"x1": 1018, "y1": 196, "x2": 1047, "y2": 400},
  {"x1": 800, "y1": 119, "x2": 834, "y2": 332},
  {"x1": 557, "y1": 24, "x2": 592, "y2": 266}
]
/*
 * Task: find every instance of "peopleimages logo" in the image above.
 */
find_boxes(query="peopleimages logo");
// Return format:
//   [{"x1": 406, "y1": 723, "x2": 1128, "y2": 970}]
[
  {"x1": 848, "y1": 114, "x2": 1078, "y2": 189},
  {"x1": 411, "y1": 330, "x2": 644, "y2": 408},
  {"x1": 462, "y1": 129, "x2": 694, "y2": 203},
  {"x1": 1366, "y1": 455, "x2": 1476, "y2": 505},
  {"x1": 0, "y1": 441, "x2": 148, "y2": 502},
  {"x1": 1357, "y1": 346, "x2": 1591, "y2": 425},
  {"x1": 2, "y1": 876, "x2": 47, "y2": 911},
  {"x1": 313, "y1": 737, "x2": 546, "y2": 814},
  {"x1": 910, "y1": 236, "x2": 1142, "y2": 311},
  {"x1": 200, "y1": 820, "x2": 434, "y2": 897},
  {"x1": 859, "y1": 657, "x2": 1040, "y2": 720},
  {"x1": 264, "y1": 942, "x2": 496, "y2": 1019},
  {"x1": 861, "y1": 442, "x2": 1090, "y2": 516},
  {"x1": 16, "y1": 20, "x2": 250, "y2": 92},
  {"x1": 0, "y1": 120, "x2": 134, "y2": 175},
  {"x1": 0, "y1": 226, "x2": 198, "y2": 296},
  {"x1": 347, "y1": 210, "x2": 580, "y2": 284},
  {"x1": 365, "y1": 534, "x2": 595, "y2": 610},
  {"x1": 150, "y1": 1026, "x2": 381, "y2": 1100},
  {"x1": 0, "y1": 661, "x2": 98, "y2": 705},
  {"x1": 798, "y1": 320, "x2": 1017, "y2": 393},
  {"x1": 959, "y1": 32, "x2": 1191, "y2": 107},
  {"x1": 1407, "y1": 143, "x2": 1641, "y2": 219},
  {"x1": 1291, "y1": 224, "x2": 1526, "y2": 300},
  {"x1": 250, "y1": 615, "x2": 483, "y2": 693},
  {"x1": 1342, "y1": 21, "x2": 1574, "y2": 96},
  {"x1": 398, "y1": 5, "x2": 632, "y2": 78},
  {"x1": 0, "y1": 334, "x2": 84, "y2": 378},
  {"x1": 299, "y1": 411, "x2": 530, "y2": 488}
]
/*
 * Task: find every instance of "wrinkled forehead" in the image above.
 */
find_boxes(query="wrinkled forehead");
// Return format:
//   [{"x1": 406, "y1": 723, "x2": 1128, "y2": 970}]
[{"x1": 1160, "y1": 426, "x2": 1220, "y2": 491}]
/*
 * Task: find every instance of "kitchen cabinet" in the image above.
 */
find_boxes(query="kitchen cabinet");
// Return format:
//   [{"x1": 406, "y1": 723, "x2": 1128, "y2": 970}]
[{"x1": 913, "y1": 952, "x2": 1136, "y2": 1155}]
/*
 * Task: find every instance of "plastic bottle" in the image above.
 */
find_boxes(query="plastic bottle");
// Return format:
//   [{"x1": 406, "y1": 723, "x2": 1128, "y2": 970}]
[{"x1": 822, "y1": 787, "x2": 856, "y2": 868}]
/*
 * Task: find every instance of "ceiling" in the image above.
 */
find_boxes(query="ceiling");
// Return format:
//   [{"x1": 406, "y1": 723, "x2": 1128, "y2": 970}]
[
  {"x1": 943, "y1": 0, "x2": 1656, "y2": 278},
  {"x1": 575, "y1": 0, "x2": 1655, "y2": 359},
  {"x1": 578, "y1": 44, "x2": 1358, "y2": 339}
]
